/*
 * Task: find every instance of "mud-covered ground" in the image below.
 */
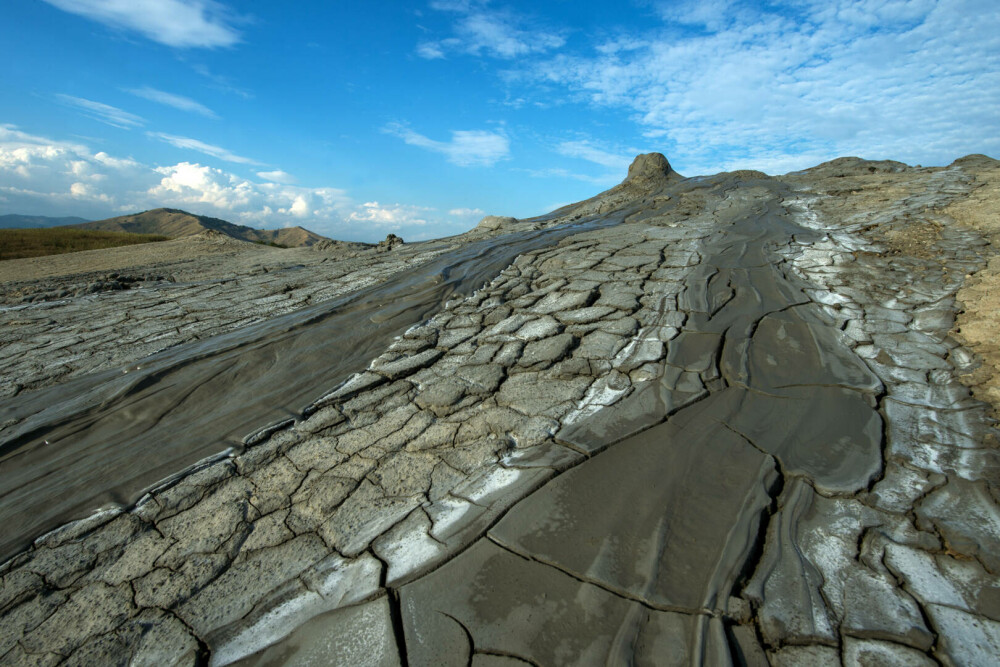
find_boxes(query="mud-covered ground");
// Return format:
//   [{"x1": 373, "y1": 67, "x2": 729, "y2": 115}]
[
  {"x1": 782, "y1": 154, "x2": 1000, "y2": 418},
  {"x1": 0, "y1": 231, "x2": 448, "y2": 398},
  {"x1": 1, "y1": 153, "x2": 999, "y2": 666}
]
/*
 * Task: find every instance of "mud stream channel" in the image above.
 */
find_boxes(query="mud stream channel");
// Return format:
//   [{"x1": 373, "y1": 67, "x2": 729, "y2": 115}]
[{"x1": 384, "y1": 181, "x2": 890, "y2": 664}]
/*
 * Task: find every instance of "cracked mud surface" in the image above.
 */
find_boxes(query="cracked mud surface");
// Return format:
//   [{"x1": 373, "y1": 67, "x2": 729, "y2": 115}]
[{"x1": 2, "y1": 152, "x2": 1000, "y2": 666}]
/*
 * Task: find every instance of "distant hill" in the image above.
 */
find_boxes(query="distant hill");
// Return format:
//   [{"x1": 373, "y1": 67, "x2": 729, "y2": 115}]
[
  {"x1": 73, "y1": 208, "x2": 329, "y2": 247},
  {"x1": 0, "y1": 214, "x2": 91, "y2": 229}
]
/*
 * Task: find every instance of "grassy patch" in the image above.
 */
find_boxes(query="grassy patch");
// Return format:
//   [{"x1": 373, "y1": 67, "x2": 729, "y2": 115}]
[{"x1": 0, "y1": 227, "x2": 170, "y2": 261}]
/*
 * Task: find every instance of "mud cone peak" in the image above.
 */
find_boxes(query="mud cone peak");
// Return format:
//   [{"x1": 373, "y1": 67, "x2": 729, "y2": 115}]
[{"x1": 622, "y1": 152, "x2": 682, "y2": 189}]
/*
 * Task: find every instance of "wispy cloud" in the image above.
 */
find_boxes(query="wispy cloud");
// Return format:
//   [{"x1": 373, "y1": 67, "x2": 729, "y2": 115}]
[
  {"x1": 518, "y1": 0, "x2": 1000, "y2": 173},
  {"x1": 127, "y1": 86, "x2": 218, "y2": 118},
  {"x1": 148, "y1": 132, "x2": 259, "y2": 165},
  {"x1": 518, "y1": 167, "x2": 618, "y2": 186},
  {"x1": 556, "y1": 140, "x2": 634, "y2": 171},
  {"x1": 449, "y1": 207, "x2": 484, "y2": 216},
  {"x1": 416, "y1": 42, "x2": 447, "y2": 60},
  {"x1": 418, "y1": 1, "x2": 564, "y2": 60},
  {"x1": 384, "y1": 123, "x2": 510, "y2": 167},
  {"x1": 656, "y1": 0, "x2": 750, "y2": 32},
  {"x1": 55, "y1": 94, "x2": 145, "y2": 129},
  {"x1": 192, "y1": 64, "x2": 253, "y2": 99},
  {"x1": 257, "y1": 170, "x2": 296, "y2": 184},
  {"x1": 42, "y1": 0, "x2": 242, "y2": 48}
]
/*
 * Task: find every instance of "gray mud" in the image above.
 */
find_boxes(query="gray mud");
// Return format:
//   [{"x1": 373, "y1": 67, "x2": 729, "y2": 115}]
[
  {"x1": 397, "y1": 175, "x2": 891, "y2": 663},
  {"x1": 2, "y1": 154, "x2": 999, "y2": 666},
  {"x1": 0, "y1": 212, "x2": 624, "y2": 560}
]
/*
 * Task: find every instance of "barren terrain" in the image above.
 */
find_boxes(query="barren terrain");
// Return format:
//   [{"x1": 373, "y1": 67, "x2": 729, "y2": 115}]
[{"x1": 1, "y1": 153, "x2": 999, "y2": 666}]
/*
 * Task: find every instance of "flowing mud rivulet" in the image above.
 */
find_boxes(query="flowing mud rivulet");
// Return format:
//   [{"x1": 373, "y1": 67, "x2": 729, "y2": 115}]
[{"x1": 2, "y1": 153, "x2": 1000, "y2": 666}]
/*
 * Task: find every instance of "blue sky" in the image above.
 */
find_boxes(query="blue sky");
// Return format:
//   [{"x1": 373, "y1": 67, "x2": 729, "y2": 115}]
[{"x1": 1, "y1": 0, "x2": 998, "y2": 242}]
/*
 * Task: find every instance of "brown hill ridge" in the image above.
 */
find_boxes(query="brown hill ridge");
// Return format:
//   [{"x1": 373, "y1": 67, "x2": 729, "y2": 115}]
[{"x1": 75, "y1": 208, "x2": 329, "y2": 247}]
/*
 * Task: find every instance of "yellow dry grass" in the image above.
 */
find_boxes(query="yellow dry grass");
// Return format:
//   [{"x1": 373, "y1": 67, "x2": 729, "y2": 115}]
[
  {"x1": 946, "y1": 167, "x2": 1000, "y2": 414},
  {"x1": 0, "y1": 228, "x2": 169, "y2": 261}
]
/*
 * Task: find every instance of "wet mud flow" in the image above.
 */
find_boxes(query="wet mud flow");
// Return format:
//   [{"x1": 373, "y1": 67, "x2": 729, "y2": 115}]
[
  {"x1": 0, "y1": 213, "x2": 623, "y2": 560},
  {"x1": 398, "y1": 179, "x2": 888, "y2": 663}
]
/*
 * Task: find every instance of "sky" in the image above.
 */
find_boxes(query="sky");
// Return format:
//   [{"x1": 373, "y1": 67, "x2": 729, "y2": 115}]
[{"x1": 1, "y1": 0, "x2": 998, "y2": 242}]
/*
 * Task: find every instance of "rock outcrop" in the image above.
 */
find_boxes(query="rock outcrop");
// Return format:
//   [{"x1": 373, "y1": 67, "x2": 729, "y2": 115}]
[
  {"x1": 375, "y1": 233, "x2": 404, "y2": 252},
  {"x1": 475, "y1": 215, "x2": 517, "y2": 231}
]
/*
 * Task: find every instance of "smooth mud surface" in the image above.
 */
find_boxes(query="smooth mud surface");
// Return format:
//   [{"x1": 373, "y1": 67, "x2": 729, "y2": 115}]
[{"x1": 2, "y1": 153, "x2": 1000, "y2": 666}]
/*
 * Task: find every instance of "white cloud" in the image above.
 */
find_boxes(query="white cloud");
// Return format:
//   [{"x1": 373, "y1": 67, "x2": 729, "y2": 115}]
[
  {"x1": 416, "y1": 42, "x2": 447, "y2": 59},
  {"x1": 55, "y1": 94, "x2": 145, "y2": 129},
  {"x1": 148, "y1": 132, "x2": 259, "y2": 165},
  {"x1": 128, "y1": 86, "x2": 218, "y2": 118},
  {"x1": 0, "y1": 126, "x2": 472, "y2": 241},
  {"x1": 0, "y1": 128, "x2": 352, "y2": 228},
  {"x1": 594, "y1": 37, "x2": 648, "y2": 56},
  {"x1": 146, "y1": 162, "x2": 352, "y2": 224},
  {"x1": 0, "y1": 125, "x2": 157, "y2": 216},
  {"x1": 256, "y1": 170, "x2": 296, "y2": 184},
  {"x1": 348, "y1": 201, "x2": 434, "y2": 229},
  {"x1": 520, "y1": 0, "x2": 1000, "y2": 173},
  {"x1": 92, "y1": 151, "x2": 142, "y2": 170},
  {"x1": 385, "y1": 123, "x2": 510, "y2": 167},
  {"x1": 448, "y1": 207, "x2": 484, "y2": 216},
  {"x1": 419, "y1": 1, "x2": 564, "y2": 59},
  {"x1": 43, "y1": 0, "x2": 242, "y2": 48}
]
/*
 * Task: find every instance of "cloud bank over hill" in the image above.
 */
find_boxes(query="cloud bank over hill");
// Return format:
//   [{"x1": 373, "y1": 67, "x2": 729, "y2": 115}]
[{"x1": 0, "y1": 126, "x2": 472, "y2": 240}]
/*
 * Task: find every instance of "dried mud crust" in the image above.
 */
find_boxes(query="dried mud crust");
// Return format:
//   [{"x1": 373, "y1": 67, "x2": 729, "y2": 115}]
[
  {"x1": 0, "y1": 177, "x2": 719, "y2": 665},
  {"x1": 0, "y1": 237, "x2": 453, "y2": 399},
  {"x1": 784, "y1": 155, "x2": 1000, "y2": 418},
  {"x1": 2, "y1": 154, "x2": 1000, "y2": 666}
]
